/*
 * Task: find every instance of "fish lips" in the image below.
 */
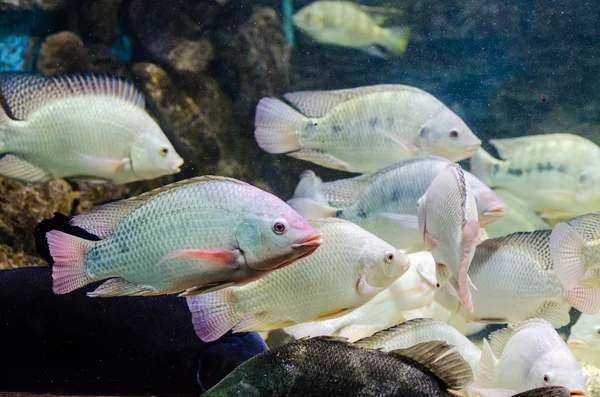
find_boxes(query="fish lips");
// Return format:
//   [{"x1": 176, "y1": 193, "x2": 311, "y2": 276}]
[
  {"x1": 480, "y1": 204, "x2": 507, "y2": 227},
  {"x1": 567, "y1": 339, "x2": 590, "y2": 349}
]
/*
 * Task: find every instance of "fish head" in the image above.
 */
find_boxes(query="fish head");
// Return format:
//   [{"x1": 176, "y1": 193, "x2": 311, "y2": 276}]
[
  {"x1": 567, "y1": 314, "x2": 600, "y2": 365},
  {"x1": 130, "y1": 130, "x2": 183, "y2": 180},
  {"x1": 465, "y1": 173, "x2": 506, "y2": 227},
  {"x1": 359, "y1": 240, "x2": 411, "y2": 289},
  {"x1": 577, "y1": 166, "x2": 600, "y2": 202},
  {"x1": 526, "y1": 344, "x2": 586, "y2": 394},
  {"x1": 293, "y1": 4, "x2": 326, "y2": 32},
  {"x1": 418, "y1": 107, "x2": 481, "y2": 162},
  {"x1": 235, "y1": 200, "x2": 322, "y2": 272}
]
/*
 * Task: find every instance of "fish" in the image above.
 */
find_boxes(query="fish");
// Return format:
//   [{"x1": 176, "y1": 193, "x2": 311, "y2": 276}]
[
  {"x1": 287, "y1": 156, "x2": 504, "y2": 253},
  {"x1": 36, "y1": 176, "x2": 322, "y2": 297},
  {"x1": 567, "y1": 312, "x2": 600, "y2": 368},
  {"x1": 354, "y1": 318, "x2": 482, "y2": 375},
  {"x1": 485, "y1": 189, "x2": 551, "y2": 239},
  {"x1": 254, "y1": 85, "x2": 482, "y2": 173},
  {"x1": 473, "y1": 319, "x2": 586, "y2": 396},
  {"x1": 0, "y1": 267, "x2": 267, "y2": 395},
  {"x1": 203, "y1": 337, "x2": 473, "y2": 396},
  {"x1": 511, "y1": 387, "x2": 575, "y2": 397},
  {"x1": 284, "y1": 250, "x2": 437, "y2": 342},
  {"x1": 470, "y1": 134, "x2": 600, "y2": 219},
  {"x1": 0, "y1": 72, "x2": 183, "y2": 184},
  {"x1": 431, "y1": 301, "x2": 489, "y2": 337},
  {"x1": 434, "y1": 230, "x2": 600, "y2": 329},
  {"x1": 292, "y1": 1, "x2": 410, "y2": 56},
  {"x1": 187, "y1": 218, "x2": 411, "y2": 342},
  {"x1": 550, "y1": 212, "x2": 600, "y2": 289},
  {"x1": 418, "y1": 163, "x2": 484, "y2": 312}
]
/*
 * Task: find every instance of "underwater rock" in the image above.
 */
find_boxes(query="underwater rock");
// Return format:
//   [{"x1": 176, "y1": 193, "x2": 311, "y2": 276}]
[
  {"x1": 0, "y1": 0, "x2": 71, "y2": 10},
  {"x1": 80, "y1": 0, "x2": 123, "y2": 44},
  {"x1": 167, "y1": 39, "x2": 213, "y2": 74},
  {"x1": 0, "y1": 177, "x2": 74, "y2": 269}
]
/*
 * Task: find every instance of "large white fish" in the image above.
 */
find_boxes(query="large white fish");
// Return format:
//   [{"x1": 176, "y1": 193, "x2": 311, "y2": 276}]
[
  {"x1": 485, "y1": 189, "x2": 551, "y2": 239},
  {"x1": 567, "y1": 313, "x2": 600, "y2": 368},
  {"x1": 470, "y1": 134, "x2": 600, "y2": 219},
  {"x1": 0, "y1": 73, "x2": 183, "y2": 184},
  {"x1": 284, "y1": 250, "x2": 437, "y2": 342},
  {"x1": 418, "y1": 163, "x2": 484, "y2": 312},
  {"x1": 288, "y1": 156, "x2": 504, "y2": 253},
  {"x1": 255, "y1": 85, "x2": 482, "y2": 173},
  {"x1": 473, "y1": 319, "x2": 586, "y2": 396},
  {"x1": 550, "y1": 212, "x2": 600, "y2": 290},
  {"x1": 42, "y1": 176, "x2": 322, "y2": 297},
  {"x1": 355, "y1": 318, "x2": 482, "y2": 375},
  {"x1": 187, "y1": 218, "x2": 411, "y2": 342},
  {"x1": 435, "y1": 230, "x2": 600, "y2": 328}
]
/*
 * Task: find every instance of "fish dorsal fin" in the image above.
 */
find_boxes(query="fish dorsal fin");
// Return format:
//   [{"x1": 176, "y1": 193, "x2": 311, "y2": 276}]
[
  {"x1": 283, "y1": 84, "x2": 429, "y2": 117},
  {"x1": 568, "y1": 212, "x2": 600, "y2": 241},
  {"x1": 487, "y1": 320, "x2": 550, "y2": 359},
  {"x1": 320, "y1": 171, "x2": 381, "y2": 208},
  {"x1": 72, "y1": 176, "x2": 248, "y2": 238},
  {"x1": 0, "y1": 73, "x2": 145, "y2": 120},
  {"x1": 490, "y1": 134, "x2": 592, "y2": 160},
  {"x1": 478, "y1": 230, "x2": 552, "y2": 269},
  {"x1": 355, "y1": 318, "x2": 442, "y2": 348},
  {"x1": 389, "y1": 341, "x2": 473, "y2": 390}
]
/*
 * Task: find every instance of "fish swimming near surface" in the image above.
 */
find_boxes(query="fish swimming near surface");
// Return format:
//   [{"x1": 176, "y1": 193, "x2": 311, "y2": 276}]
[
  {"x1": 36, "y1": 176, "x2": 322, "y2": 297},
  {"x1": 284, "y1": 251, "x2": 437, "y2": 342},
  {"x1": 0, "y1": 72, "x2": 183, "y2": 184},
  {"x1": 255, "y1": 85, "x2": 482, "y2": 173},
  {"x1": 203, "y1": 337, "x2": 473, "y2": 396},
  {"x1": 187, "y1": 218, "x2": 410, "y2": 342},
  {"x1": 472, "y1": 319, "x2": 586, "y2": 396},
  {"x1": 485, "y1": 189, "x2": 551, "y2": 239},
  {"x1": 287, "y1": 156, "x2": 504, "y2": 253},
  {"x1": 550, "y1": 212, "x2": 600, "y2": 289},
  {"x1": 470, "y1": 133, "x2": 600, "y2": 220},
  {"x1": 292, "y1": 1, "x2": 410, "y2": 57},
  {"x1": 418, "y1": 163, "x2": 484, "y2": 312},
  {"x1": 434, "y1": 230, "x2": 600, "y2": 329},
  {"x1": 567, "y1": 312, "x2": 600, "y2": 368}
]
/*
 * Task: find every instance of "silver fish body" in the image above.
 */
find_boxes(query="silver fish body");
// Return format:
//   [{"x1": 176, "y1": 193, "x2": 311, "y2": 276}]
[{"x1": 485, "y1": 189, "x2": 551, "y2": 239}]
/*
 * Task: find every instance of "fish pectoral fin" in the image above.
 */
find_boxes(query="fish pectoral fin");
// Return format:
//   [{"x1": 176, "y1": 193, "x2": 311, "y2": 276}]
[
  {"x1": 539, "y1": 207, "x2": 574, "y2": 220},
  {"x1": 87, "y1": 278, "x2": 158, "y2": 297},
  {"x1": 288, "y1": 149, "x2": 353, "y2": 172},
  {"x1": 474, "y1": 339, "x2": 497, "y2": 388},
  {"x1": 425, "y1": 231, "x2": 443, "y2": 250},
  {"x1": 74, "y1": 152, "x2": 130, "y2": 173},
  {"x1": 359, "y1": 45, "x2": 388, "y2": 59},
  {"x1": 157, "y1": 249, "x2": 240, "y2": 268},
  {"x1": 178, "y1": 282, "x2": 237, "y2": 297},
  {"x1": 357, "y1": 273, "x2": 384, "y2": 296},
  {"x1": 0, "y1": 154, "x2": 52, "y2": 182},
  {"x1": 529, "y1": 301, "x2": 570, "y2": 328},
  {"x1": 375, "y1": 212, "x2": 419, "y2": 230},
  {"x1": 379, "y1": 132, "x2": 420, "y2": 155},
  {"x1": 435, "y1": 263, "x2": 452, "y2": 285},
  {"x1": 416, "y1": 263, "x2": 437, "y2": 288},
  {"x1": 314, "y1": 307, "x2": 354, "y2": 321}
]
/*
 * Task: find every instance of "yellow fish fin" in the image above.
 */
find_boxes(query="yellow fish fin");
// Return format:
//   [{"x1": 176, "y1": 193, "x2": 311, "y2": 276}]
[{"x1": 539, "y1": 207, "x2": 574, "y2": 220}]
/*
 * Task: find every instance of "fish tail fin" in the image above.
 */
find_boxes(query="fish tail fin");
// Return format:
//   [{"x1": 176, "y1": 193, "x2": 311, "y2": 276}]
[
  {"x1": 563, "y1": 284, "x2": 600, "y2": 314},
  {"x1": 254, "y1": 98, "x2": 308, "y2": 154},
  {"x1": 469, "y1": 148, "x2": 502, "y2": 185},
  {"x1": 286, "y1": 170, "x2": 337, "y2": 219},
  {"x1": 186, "y1": 288, "x2": 243, "y2": 342},
  {"x1": 47, "y1": 230, "x2": 95, "y2": 294},
  {"x1": 551, "y1": 222, "x2": 588, "y2": 290},
  {"x1": 383, "y1": 26, "x2": 410, "y2": 54}
]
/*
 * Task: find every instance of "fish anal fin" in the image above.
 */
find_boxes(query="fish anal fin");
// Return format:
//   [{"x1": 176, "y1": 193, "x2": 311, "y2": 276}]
[
  {"x1": 314, "y1": 307, "x2": 354, "y2": 322},
  {"x1": 87, "y1": 278, "x2": 158, "y2": 297},
  {"x1": 288, "y1": 148, "x2": 353, "y2": 172},
  {"x1": 0, "y1": 154, "x2": 52, "y2": 183},
  {"x1": 539, "y1": 207, "x2": 574, "y2": 220},
  {"x1": 474, "y1": 339, "x2": 497, "y2": 388},
  {"x1": 233, "y1": 313, "x2": 294, "y2": 333},
  {"x1": 528, "y1": 301, "x2": 570, "y2": 327}
]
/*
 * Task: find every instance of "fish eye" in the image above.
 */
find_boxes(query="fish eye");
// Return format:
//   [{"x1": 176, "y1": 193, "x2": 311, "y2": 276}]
[
  {"x1": 385, "y1": 251, "x2": 394, "y2": 263},
  {"x1": 543, "y1": 373, "x2": 550, "y2": 384},
  {"x1": 273, "y1": 221, "x2": 287, "y2": 235},
  {"x1": 160, "y1": 147, "x2": 169, "y2": 157},
  {"x1": 449, "y1": 129, "x2": 460, "y2": 139}
]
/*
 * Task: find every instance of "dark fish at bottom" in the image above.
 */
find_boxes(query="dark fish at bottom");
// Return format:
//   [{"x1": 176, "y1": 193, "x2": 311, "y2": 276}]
[{"x1": 203, "y1": 336, "x2": 473, "y2": 396}]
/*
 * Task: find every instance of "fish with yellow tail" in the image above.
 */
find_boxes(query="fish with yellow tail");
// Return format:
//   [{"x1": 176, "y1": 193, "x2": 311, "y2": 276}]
[
  {"x1": 293, "y1": 1, "x2": 410, "y2": 57},
  {"x1": 36, "y1": 176, "x2": 322, "y2": 297},
  {"x1": 0, "y1": 72, "x2": 183, "y2": 184}
]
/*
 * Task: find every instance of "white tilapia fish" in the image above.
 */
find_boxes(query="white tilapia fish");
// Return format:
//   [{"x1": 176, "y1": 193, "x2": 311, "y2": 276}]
[
  {"x1": 473, "y1": 319, "x2": 586, "y2": 396},
  {"x1": 435, "y1": 230, "x2": 600, "y2": 329},
  {"x1": 42, "y1": 176, "x2": 322, "y2": 297},
  {"x1": 354, "y1": 318, "x2": 482, "y2": 375},
  {"x1": 567, "y1": 312, "x2": 600, "y2": 368},
  {"x1": 0, "y1": 73, "x2": 183, "y2": 184},
  {"x1": 288, "y1": 156, "x2": 504, "y2": 253},
  {"x1": 485, "y1": 189, "x2": 551, "y2": 239},
  {"x1": 284, "y1": 250, "x2": 437, "y2": 342},
  {"x1": 187, "y1": 218, "x2": 411, "y2": 342},
  {"x1": 470, "y1": 134, "x2": 600, "y2": 220},
  {"x1": 254, "y1": 85, "x2": 482, "y2": 173},
  {"x1": 550, "y1": 212, "x2": 600, "y2": 290},
  {"x1": 293, "y1": 1, "x2": 410, "y2": 56},
  {"x1": 418, "y1": 163, "x2": 484, "y2": 312}
]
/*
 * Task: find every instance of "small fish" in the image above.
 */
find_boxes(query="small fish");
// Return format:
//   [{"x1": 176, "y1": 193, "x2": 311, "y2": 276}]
[
  {"x1": 470, "y1": 134, "x2": 600, "y2": 219},
  {"x1": 418, "y1": 163, "x2": 484, "y2": 312},
  {"x1": 485, "y1": 189, "x2": 551, "y2": 239},
  {"x1": 37, "y1": 176, "x2": 322, "y2": 297},
  {"x1": 293, "y1": 1, "x2": 410, "y2": 56},
  {"x1": 254, "y1": 85, "x2": 482, "y2": 173},
  {"x1": 473, "y1": 319, "x2": 585, "y2": 396},
  {"x1": 187, "y1": 218, "x2": 410, "y2": 342},
  {"x1": 288, "y1": 156, "x2": 503, "y2": 253},
  {"x1": 203, "y1": 337, "x2": 473, "y2": 396},
  {"x1": 567, "y1": 313, "x2": 600, "y2": 368},
  {"x1": 284, "y1": 251, "x2": 437, "y2": 342},
  {"x1": 0, "y1": 73, "x2": 183, "y2": 184},
  {"x1": 355, "y1": 318, "x2": 482, "y2": 375},
  {"x1": 434, "y1": 231, "x2": 600, "y2": 328},
  {"x1": 550, "y1": 212, "x2": 600, "y2": 289}
]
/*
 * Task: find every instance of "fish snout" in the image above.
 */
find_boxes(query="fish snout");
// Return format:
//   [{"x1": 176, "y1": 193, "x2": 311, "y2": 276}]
[
  {"x1": 480, "y1": 204, "x2": 507, "y2": 226},
  {"x1": 292, "y1": 231, "x2": 323, "y2": 249},
  {"x1": 465, "y1": 141, "x2": 482, "y2": 153},
  {"x1": 570, "y1": 389, "x2": 586, "y2": 396},
  {"x1": 567, "y1": 339, "x2": 590, "y2": 349},
  {"x1": 171, "y1": 157, "x2": 184, "y2": 172}
]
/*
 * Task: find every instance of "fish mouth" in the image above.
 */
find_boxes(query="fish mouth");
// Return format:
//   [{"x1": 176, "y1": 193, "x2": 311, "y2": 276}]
[
  {"x1": 480, "y1": 205, "x2": 506, "y2": 226},
  {"x1": 570, "y1": 390, "x2": 586, "y2": 396},
  {"x1": 567, "y1": 339, "x2": 590, "y2": 349},
  {"x1": 292, "y1": 232, "x2": 323, "y2": 249},
  {"x1": 171, "y1": 158, "x2": 184, "y2": 172},
  {"x1": 466, "y1": 142, "x2": 482, "y2": 152}
]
